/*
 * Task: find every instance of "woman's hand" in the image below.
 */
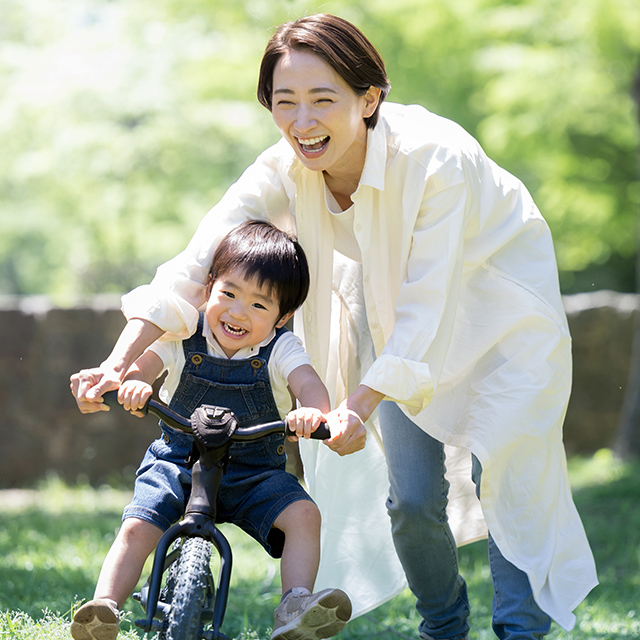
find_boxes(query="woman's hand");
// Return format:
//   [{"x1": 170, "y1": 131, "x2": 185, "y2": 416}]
[
  {"x1": 69, "y1": 318, "x2": 164, "y2": 414},
  {"x1": 70, "y1": 366, "x2": 122, "y2": 413},
  {"x1": 286, "y1": 407, "x2": 327, "y2": 441},
  {"x1": 324, "y1": 384, "x2": 385, "y2": 456},
  {"x1": 325, "y1": 405, "x2": 367, "y2": 456}
]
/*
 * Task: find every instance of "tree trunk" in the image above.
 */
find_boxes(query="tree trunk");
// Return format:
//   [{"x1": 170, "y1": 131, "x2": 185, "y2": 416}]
[{"x1": 614, "y1": 65, "x2": 640, "y2": 459}]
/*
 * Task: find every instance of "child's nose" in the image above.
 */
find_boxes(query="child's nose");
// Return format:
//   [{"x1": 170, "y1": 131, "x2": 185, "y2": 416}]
[{"x1": 228, "y1": 301, "x2": 247, "y2": 318}]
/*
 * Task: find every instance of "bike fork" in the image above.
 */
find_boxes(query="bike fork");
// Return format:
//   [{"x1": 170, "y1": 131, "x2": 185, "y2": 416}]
[{"x1": 134, "y1": 516, "x2": 233, "y2": 638}]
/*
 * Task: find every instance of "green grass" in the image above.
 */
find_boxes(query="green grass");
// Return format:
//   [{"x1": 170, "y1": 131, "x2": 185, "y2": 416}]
[{"x1": 1, "y1": 451, "x2": 639, "y2": 639}]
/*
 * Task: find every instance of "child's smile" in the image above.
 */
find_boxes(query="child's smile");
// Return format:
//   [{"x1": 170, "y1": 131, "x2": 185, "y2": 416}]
[{"x1": 206, "y1": 268, "x2": 288, "y2": 358}]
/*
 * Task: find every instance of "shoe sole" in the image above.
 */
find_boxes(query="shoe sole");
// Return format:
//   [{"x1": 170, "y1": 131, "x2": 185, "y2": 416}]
[
  {"x1": 70, "y1": 603, "x2": 119, "y2": 640},
  {"x1": 272, "y1": 589, "x2": 352, "y2": 640}
]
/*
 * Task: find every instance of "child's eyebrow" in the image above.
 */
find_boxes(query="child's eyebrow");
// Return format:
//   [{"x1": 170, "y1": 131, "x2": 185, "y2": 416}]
[
  {"x1": 253, "y1": 289, "x2": 277, "y2": 305},
  {"x1": 220, "y1": 278, "x2": 277, "y2": 306}
]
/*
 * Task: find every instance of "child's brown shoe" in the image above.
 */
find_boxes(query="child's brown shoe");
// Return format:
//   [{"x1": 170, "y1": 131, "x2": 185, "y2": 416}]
[
  {"x1": 70, "y1": 598, "x2": 119, "y2": 640},
  {"x1": 271, "y1": 587, "x2": 351, "y2": 639}
]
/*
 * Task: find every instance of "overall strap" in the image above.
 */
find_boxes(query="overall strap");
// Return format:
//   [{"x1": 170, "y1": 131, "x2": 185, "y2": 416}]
[{"x1": 182, "y1": 312, "x2": 208, "y2": 359}]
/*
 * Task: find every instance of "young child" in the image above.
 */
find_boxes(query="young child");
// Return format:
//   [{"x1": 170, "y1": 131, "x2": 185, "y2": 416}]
[{"x1": 70, "y1": 221, "x2": 351, "y2": 640}]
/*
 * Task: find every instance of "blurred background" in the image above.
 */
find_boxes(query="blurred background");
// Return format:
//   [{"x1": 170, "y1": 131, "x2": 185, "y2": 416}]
[
  {"x1": 1, "y1": 0, "x2": 639, "y2": 300},
  {"x1": 1, "y1": 0, "x2": 640, "y2": 487}
]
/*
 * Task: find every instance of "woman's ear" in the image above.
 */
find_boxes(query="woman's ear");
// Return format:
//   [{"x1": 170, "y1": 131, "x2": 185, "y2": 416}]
[
  {"x1": 363, "y1": 86, "x2": 382, "y2": 119},
  {"x1": 275, "y1": 311, "x2": 295, "y2": 329}
]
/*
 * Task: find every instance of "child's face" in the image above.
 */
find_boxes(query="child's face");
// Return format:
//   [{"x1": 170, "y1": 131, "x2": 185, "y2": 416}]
[{"x1": 205, "y1": 267, "x2": 290, "y2": 358}]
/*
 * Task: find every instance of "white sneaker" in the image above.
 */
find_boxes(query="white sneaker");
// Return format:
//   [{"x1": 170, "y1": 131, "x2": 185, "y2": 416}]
[
  {"x1": 70, "y1": 598, "x2": 120, "y2": 640},
  {"x1": 271, "y1": 587, "x2": 352, "y2": 640}
]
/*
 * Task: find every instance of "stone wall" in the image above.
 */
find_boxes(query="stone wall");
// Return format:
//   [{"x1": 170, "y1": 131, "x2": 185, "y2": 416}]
[{"x1": 0, "y1": 291, "x2": 637, "y2": 488}]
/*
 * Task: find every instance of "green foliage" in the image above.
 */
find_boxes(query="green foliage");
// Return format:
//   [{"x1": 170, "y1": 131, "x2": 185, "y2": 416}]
[{"x1": 1, "y1": 0, "x2": 639, "y2": 299}]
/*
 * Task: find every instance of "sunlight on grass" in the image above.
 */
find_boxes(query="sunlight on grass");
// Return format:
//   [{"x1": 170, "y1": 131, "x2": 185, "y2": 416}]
[
  {"x1": 566, "y1": 448, "x2": 628, "y2": 490},
  {"x1": 1, "y1": 454, "x2": 639, "y2": 639}
]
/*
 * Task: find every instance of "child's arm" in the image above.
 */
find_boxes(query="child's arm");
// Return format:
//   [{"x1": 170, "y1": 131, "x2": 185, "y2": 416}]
[
  {"x1": 117, "y1": 350, "x2": 165, "y2": 417},
  {"x1": 286, "y1": 364, "x2": 331, "y2": 440}
]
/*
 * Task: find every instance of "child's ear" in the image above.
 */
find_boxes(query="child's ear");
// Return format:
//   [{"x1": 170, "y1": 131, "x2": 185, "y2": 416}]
[
  {"x1": 275, "y1": 311, "x2": 294, "y2": 329},
  {"x1": 205, "y1": 272, "x2": 214, "y2": 299}
]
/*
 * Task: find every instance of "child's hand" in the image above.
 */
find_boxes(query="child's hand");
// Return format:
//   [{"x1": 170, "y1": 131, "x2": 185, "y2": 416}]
[
  {"x1": 286, "y1": 407, "x2": 327, "y2": 441},
  {"x1": 118, "y1": 380, "x2": 153, "y2": 417}
]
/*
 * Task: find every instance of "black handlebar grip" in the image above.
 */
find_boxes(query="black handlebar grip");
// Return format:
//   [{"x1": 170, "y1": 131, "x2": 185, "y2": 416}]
[
  {"x1": 285, "y1": 420, "x2": 332, "y2": 440},
  {"x1": 312, "y1": 422, "x2": 331, "y2": 440},
  {"x1": 101, "y1": 390, "x2": 120, "y2": 410}
]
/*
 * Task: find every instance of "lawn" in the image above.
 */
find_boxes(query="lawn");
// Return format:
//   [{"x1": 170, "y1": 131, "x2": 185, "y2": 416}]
[{"x1": 1, "y1": 450, "x2": 639, "y2": 639}]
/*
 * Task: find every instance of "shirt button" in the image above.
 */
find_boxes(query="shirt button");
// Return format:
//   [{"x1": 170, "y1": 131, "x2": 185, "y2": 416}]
[
  {"x1": 163, "y1": 434, "x2": 171, "y2": 444},
  {"x1": 276, "y1": 444, "x2": 286, "y2": 456},
  {"x1": 191, "y1": 354, "x2": 203, "y2": 365},
  {"x1": 251, "y1": 359, "x2": 262, "y2": 369}
]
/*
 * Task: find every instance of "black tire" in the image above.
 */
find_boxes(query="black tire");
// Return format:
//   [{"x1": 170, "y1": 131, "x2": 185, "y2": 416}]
[{"x1": 159, "y1": 536, "x2": 212, "y2": 640}]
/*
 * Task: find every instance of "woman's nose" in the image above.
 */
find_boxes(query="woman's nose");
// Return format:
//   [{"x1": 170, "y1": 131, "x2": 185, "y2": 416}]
[{"x1": 295, "y1": 106, "x2": 317, "y2": 132}]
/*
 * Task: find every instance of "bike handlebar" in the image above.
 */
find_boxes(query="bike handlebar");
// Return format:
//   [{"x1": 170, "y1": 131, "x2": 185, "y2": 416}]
[{"x1": 102, "y1": 390, "x2": 331, "y2": 441}]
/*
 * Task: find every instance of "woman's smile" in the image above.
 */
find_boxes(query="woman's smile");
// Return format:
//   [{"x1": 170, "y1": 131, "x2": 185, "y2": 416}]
[{"x1": 297, "y1": 135, "x2": 330, "y2": 156}]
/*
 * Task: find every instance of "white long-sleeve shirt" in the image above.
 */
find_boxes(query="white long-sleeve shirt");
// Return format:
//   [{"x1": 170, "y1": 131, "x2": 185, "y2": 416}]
[{"x1": 122, "y1": 102, "x2": 597, "y2": 628}]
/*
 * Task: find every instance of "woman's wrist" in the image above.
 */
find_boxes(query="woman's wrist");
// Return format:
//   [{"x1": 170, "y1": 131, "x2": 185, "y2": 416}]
[
  {"x1": 101, "y1": 318, "x2": 164, "y2": 381},
  {"x1": 345, "y1": 385, "x2": 385, "y2": 423}
]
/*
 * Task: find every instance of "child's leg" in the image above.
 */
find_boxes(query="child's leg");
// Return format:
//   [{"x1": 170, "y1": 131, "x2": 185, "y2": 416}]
[
  {"x1": 94, "y1": 516, "x2": 164, "y2": 607},
  {"x1": 272, "y1": 499, "x2": 321, "y2": 594},
  {"x1": 270, "y1": 499, "x2": 351, "y2": 640},
  {"x1": 71, "y1": 517, "x2": 163, "y2": 640}
]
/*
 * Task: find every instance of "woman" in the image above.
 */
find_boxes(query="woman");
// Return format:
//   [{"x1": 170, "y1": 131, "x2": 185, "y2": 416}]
[{"x1": 71, "y1": 14, "x2": 597, "y2": 640}]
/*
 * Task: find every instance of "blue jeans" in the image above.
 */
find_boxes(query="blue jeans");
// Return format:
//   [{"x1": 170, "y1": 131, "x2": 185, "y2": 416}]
[{"x1": 378, "y1": 401, "x2": 551, "y2": 640}]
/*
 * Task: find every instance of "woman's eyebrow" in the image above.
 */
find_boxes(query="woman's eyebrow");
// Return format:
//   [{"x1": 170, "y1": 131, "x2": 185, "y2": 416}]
[{"x1": 273, "y1": 86, "x2": 340, "y2": 95}]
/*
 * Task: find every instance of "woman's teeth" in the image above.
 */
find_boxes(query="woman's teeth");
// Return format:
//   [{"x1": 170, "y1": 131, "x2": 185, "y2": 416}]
[{"x1": 298, "y1": 136, "x2": 328, "y2": 151}]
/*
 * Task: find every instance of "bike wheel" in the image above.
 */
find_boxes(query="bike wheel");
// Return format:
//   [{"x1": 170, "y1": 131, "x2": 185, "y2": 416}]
[{"x1": 159, "y1": 536, "x2": 212, "y2": 640}]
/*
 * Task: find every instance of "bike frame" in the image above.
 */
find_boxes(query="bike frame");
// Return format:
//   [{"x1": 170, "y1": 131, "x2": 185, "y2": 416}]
[{"x1": 103, "y1": 391, "x2": 329, "y2": 640}]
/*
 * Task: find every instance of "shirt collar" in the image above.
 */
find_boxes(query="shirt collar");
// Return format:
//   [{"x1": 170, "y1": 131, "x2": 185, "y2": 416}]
[
  {"x1": 201, "y1": 316, "x2": 276, "y2": 360},
  {"x1": 358, "y1": 115, "x2": 388, "y2": 191}
]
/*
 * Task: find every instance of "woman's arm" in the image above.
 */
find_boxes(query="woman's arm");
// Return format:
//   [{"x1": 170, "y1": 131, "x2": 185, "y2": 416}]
[
  {"x1": 71, "y1": 143, "x2": 294, "y2": 414},
  {"x1": 69, "y1": 318, "x2": 163, "y2": 413}
]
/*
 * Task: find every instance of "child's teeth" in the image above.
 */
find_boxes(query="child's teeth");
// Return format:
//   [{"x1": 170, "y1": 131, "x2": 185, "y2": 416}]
[{"x1": 225, "y1": 323, "x2": 245, "y2": 335}]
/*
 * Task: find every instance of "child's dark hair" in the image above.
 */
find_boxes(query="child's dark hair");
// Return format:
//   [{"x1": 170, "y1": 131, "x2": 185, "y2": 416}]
[{"x1": 209, "y1": 220, "x2": 310, "y2": 321}]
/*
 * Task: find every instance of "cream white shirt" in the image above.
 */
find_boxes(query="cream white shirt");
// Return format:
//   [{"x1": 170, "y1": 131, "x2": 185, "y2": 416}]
[
  {"x1": 148, "y1": 319, "x2": 310, "y2": 418},
  {"x1": 122, "y1": 102, "x2": 597, "y2": 628}
]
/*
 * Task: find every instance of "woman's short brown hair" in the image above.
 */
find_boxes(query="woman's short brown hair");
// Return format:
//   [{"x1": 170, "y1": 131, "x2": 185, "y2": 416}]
[{"x1": 257, "y1": 14, "x2": 391, "y2": 130}]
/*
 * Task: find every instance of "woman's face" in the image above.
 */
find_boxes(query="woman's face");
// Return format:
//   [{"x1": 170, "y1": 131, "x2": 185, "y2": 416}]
[{"x1": 271, "y1": 48, "x2": 379, "y2": 182}]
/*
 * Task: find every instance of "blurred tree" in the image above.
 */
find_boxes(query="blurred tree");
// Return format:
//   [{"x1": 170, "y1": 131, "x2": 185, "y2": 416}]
[
  {"x1": 615, "y1": 65, "x2": 640, "y2": 460},
  {"x1": 0, "y1": 0, "x2": 639, "y2": 299}
]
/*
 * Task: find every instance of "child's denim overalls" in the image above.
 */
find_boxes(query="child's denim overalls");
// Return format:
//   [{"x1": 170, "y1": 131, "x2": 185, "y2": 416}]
[{"x1": 123, "y1": 314, "x2": 312, "y2": 557}]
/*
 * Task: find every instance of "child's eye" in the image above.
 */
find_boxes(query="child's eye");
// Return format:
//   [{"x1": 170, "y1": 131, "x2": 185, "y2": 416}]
[
  {"x1": 222, "y1": 290, "x2": 235, "y2": 299},
  {"x1": 253, "y1": 303, "x2": 267, "y2": 310}
]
